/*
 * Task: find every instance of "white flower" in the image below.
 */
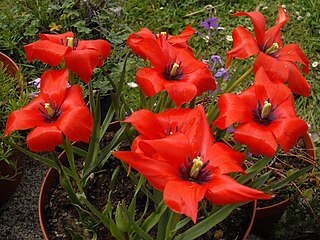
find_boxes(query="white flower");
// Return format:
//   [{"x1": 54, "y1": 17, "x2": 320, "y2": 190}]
[
  {"x1": 226, "y1": 35, "x2": 233, "y2": 42},
  {"x1": 312, "y1": 61, "x2": 318, "y2": 68},
  {"x1": 281, "y1": 4, "x2": 286, "y2": 8},
  {"x1": 127, "y1": 82, "x2": 139, "y2": 88}
]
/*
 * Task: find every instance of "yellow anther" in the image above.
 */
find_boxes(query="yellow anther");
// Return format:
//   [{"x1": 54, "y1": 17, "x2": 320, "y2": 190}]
[
  {"x1": 170, "y1": 63, "x2": 180, "y2": 77},
  {"x1": 44, "y1": 103, "x2": 55, "y2": 117},
  {"x1": 190, "y1": 156, "x2": 203, "y2": 179},
  {"x1": 261, "y1": 101, "x2": 272, "y2": 118},
  {"x1": 66, "y1": 37, "x2": 74, "y2": 48}
]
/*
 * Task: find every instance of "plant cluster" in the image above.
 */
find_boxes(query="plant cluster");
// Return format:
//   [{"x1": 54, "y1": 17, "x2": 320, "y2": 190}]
[{"x1": 2, "y1": 4, "x2": 317, "y2": 239}]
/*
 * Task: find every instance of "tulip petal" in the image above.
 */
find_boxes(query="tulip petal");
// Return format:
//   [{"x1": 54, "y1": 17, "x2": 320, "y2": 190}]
[
  {"x1": 205, "y1": 142, "x2": 245, "y2": 175},
  {"x1": 164, "y1": 81, "x2": 197, "y2": 108},
  {"x1": 112, "y1": 151, "x2": 178, "y2": 191},
  {"x1": 234, "y1": 122, "x2": 278, "y2": 157},
  {"x1": 64, "y1": 48, "x2": 100, "y2": 83},
  {"x1": 226, "y1": 26, "x2": 260, "y2": 67},
  {"x1": 284, "y1": 61, "x2": 310, "y2": 96},
  {"x1": 254, "y1": 52, "x2": 289, "y2": 83},
  {"x1": 136, "y1": 68, "x2": 166, "y2": 96},
  {"x1": 27, "y1": 125, "x2": 62, "y2": 152},
  {"x1": 205, "y1": 175, "x2": 271, "y2": 205},
  {"x1": 232, "y1": 11, "x2": 266, "y2": 48},
  {"x1": 40, "y1": 69, "x2": 68, "y2": 105},
  {"x1": 124, "y1": 109, "x2": 165, "y2": 139},
  {"x1": 39, "y1": 32, "x2": 74, "y2": 43},
  {"x1": 270, "y1": 118, "x2": 308, "y2": 152},
  {"x1": 24, "y1": 40, "x2": 71, "y2": 66},
  {"x1": 214, "y1": 90, "x2": 256, "y2": 129},
  {"x1": 164, "y1": 180, "x2": 206, "y2": 223}
]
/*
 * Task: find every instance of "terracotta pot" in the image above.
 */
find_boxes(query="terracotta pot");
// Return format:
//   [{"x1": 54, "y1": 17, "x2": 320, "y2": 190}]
[
  {"x1": 252, "y1": 132, "x2": 316, "y2": 236},
  {"x1": 0, "y1": 51, "x2": 19, "y2": 77},
  {"x1": 0, "y1": 153, "x2": 24, "y2": 205},
  {"x1": 242, "y1": 200, "x2": 257, "y2": 240}
]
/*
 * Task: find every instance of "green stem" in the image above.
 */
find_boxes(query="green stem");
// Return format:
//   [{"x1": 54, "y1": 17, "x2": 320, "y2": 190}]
[
  {"x1": 68, "y1": 70, "x2": 76, "y2": 85},
  {"x1": 224, "y1": 66, "x2": 253, "y2": 93},
  {"x1": 165, "y1": 211, "x2": 182, "y2": 239},
  {"x1": 62, "y1": 136, "x2": 84, "y2": 193},
  {"x1": 88, "y1": 80, "x2": 95, "y2": 115},
  {"x1": 51, "y1": 151, "x2": 81, "y2": 205}
]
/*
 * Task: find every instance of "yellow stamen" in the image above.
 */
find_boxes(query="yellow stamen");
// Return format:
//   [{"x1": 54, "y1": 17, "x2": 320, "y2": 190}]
[
  {"x1": 190, "y1": 156, "x2": 203, "y2": 179},
  {"x1": 44, "y1": 103, "x2": 55, "y2": 117},
  {"x1": 170, "y1": 63, "x2": 180, "y2": 77},
  {"x1": 66, "y1": 37, "x2": 74, "y2": 48},
  {"x1": 265, "y1": 43, "x2": 279, "y2": 54},
  {"x1": 261, "y1": 101, "x2": 272, "y2": 118}
]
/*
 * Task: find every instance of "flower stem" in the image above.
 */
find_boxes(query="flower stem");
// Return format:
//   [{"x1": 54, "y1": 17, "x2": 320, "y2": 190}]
[
  {"x1": 68, "y1": 70, "x2": 75, "y2": 85},
  {"x1": 224, "y1": 66, "x2": 253, "y2": 93}
]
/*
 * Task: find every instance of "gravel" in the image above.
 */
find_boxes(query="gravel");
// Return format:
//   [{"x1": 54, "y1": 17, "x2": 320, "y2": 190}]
[{"x1": 0, "y1": 154, "x2": 49, "y2": 240}]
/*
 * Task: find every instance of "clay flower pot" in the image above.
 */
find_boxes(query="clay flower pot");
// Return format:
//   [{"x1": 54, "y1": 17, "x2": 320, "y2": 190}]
[
  {"x1": 252, "y1": 132, "x2": 316, "y2": 235},
  {"x1": 0, "y1": 51, "x2": 23, "y2": 205},
  {"x1": 0, "y1": 51, "x2": 19, "y2": 77},
  {"x1": 0, "y1": 153, "x2": 24, "y2": 205}
]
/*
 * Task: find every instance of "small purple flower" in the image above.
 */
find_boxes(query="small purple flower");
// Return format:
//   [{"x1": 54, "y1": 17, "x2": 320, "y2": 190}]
[
  {"x1": 226, "y1": 126, "x2": 235, "y2": 133},
  {"x1": 200, "y1": 18, "x2": 219, "y2": 30},
  {"x1": 28, "y1": 78, "x2": 41, "y2": 88},
  {"x1": 214, "y1": 68, "x2": 229, "y2": 81},
  {"x1": 210, "y1": 55, "x2": 223, "y2": 69}
]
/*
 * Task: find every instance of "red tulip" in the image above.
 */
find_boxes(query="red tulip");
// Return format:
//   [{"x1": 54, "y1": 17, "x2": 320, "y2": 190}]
[
  {"x1": 135, "y1": 35, "x2": 215, "y2": 107},
  {"x1": 24, "y1": 32, "x2": 111, "y2": 83},
  {"x1": 226, "y1": 6, "x2": 310, "y2": 96},
  {"x1": 127, "y1": 25, "x2": 195, "y2": 59},
  {"x1": 125, "y1": 105, "x2": 214, "y2": 154},
  {"x1": 214, "y1": 68, "x2": 308, "y2": 157},
  {"x1": 5, "y1": 69, "x2": 93, "y2": 152},
  {"x1": 114, "y1": 106, "x2": 271, "y2": 223}
]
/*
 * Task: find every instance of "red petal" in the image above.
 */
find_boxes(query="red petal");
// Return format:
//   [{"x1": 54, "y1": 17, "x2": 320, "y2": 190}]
[
  {"x1": 205, "y1": 142, "x2": 245, "y2": 175},
  {"x1": 234, "y1": 122, "x2": 278, "y2": 157},
  {"x1": 285, "y1": 61, "x2": 310, "y2": 96},
  {"x1": 4, "y1": 97, "x2": 45, "y2": 136},
  {"x1": 164, "y1": 180, "x2": 206, "y2": 223},
  {"x1": 76, "y1": 39, "x2": 111, "y2": 66},
  {"x1": 112, "y1": 151, "x2": 178, "y2": 191},
  {"x1": 254, "y1": 52, "x2": 289, "y2": 83},
  {"x1": 26, "y1": 125, "x2": 62, "y2": 152},
  {"x1": 137, "y1": 38, "x2": 168, "y2": 70},
  {"x1": 127, "y1": 28, "x2": 155, "y2": 59},
  {"x1": 57, "y1": 86, "x2": 93, "y2": 142},
  {"x1": 164, "y1": 81, "x2": 197, "y2": 108},
  {"x1": 138, "y1": 133, "x2": 192, "y2": 168},
  {"x1": 232, "y1": 11, "x2": 266, "y2": 48},
  {"x1": 60, "y1": 85, "x2": 88, "y2": 110},
  {"x1": 276, "y1": 44, "x2": 309, "y2": 73},
  {"x1": 40, "y1": 69, "x2": 68, "y2": 105},
  {"x1": 214, "y1": 90, "x2": 256, "y2": 129},
  {"x1": 136, "y1": 68, "x2": 166, "y2": 96},
  {"x1": 226, "y1": 26, "x2": 260, "y2": 67},
  {"x1": 270, "y1": 118, "x2": 308, "y2": 152},
  {"x1": 124, "y1": 109, "x2": 165, "y2": 139},
  {"x1": 64, "y1": 49, "x2": 100, "y2": 83},
  {"x1": 264, "y1": 6, "x2": 289, "y2": 48},
  {"x1": 56, "y1": 107, "x2": 93, "y2": 143},
  {"x1": 24, "y1": 40, "x2": 71, "y2": 66},
  {"x1": 39, "y1": 32, "x2": 74, "y2": 43},
  {"x1": 205, "y1": 175, "x2": 271, "y2": 205},
  {"x1": 254, "y1": 67, "x2": 291, "y2": 106}
]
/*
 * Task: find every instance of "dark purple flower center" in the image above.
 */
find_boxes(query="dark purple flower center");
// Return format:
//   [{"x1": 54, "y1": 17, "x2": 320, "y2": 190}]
[
  {"x1": 179, "y1": 154, "x2": 212, "y2": 184},
  {"x1": 252, "y1": 98, "x2": 277, "y2": 126},
  {"x1": 162, "y1": 61, "x2": 183, "y2": 80},
  {"x1": 38, "y1": 99, "x2": 62, "y2": 123}
]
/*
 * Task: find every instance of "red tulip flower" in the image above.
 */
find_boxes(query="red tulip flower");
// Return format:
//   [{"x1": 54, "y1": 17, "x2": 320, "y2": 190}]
[
  {"x1": 214, "y1": 68, "x2": 308, "y2": 157},
  {"x1": 5, "y1": 69, "x2": 93, "y2": 152},
  {"x1": 135, "y1": 35, "x2": 215, "y2": 108},
  {"x1": 113, "y1": 132, "x2": 271, "y2": 223},
  {"x1": 24, "y1": 32, "x2": 111, "y2": 83},
  {"x1": 226, "y1": 6, "x2": 310, "y2": 96},
  {"x1": 127, "y1": 25, "x2": 195, "y2": 59},
  {"x1": 126, "y1": 104, "x2": 213, "y2": 149}
]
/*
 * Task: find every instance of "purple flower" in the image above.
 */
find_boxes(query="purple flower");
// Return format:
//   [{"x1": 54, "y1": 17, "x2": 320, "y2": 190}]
[
  {"x1": 200, "y1": 18, "x2": 219, "y2": 30},
  {"x1": 210, "y1": 55, "x2": 223, "y2": 69},
  {"x1": 214, "y1": 68, "x2": 229, "y2": 81}
]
